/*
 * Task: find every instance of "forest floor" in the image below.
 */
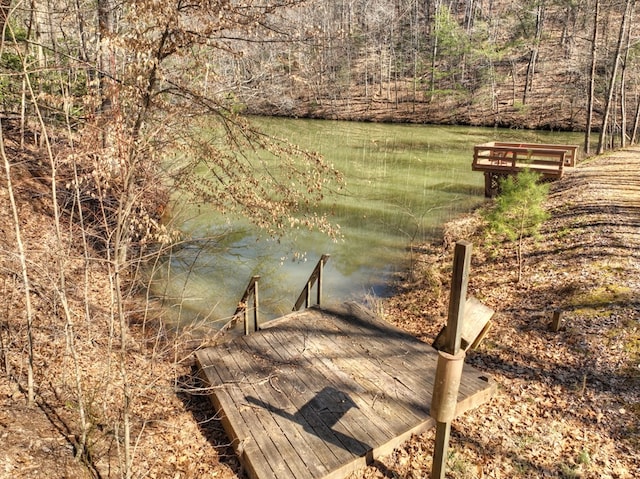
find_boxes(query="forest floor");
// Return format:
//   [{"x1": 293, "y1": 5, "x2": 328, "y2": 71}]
[{"x1": 1, "y1": 139, "x2": 639, "y2": 478}]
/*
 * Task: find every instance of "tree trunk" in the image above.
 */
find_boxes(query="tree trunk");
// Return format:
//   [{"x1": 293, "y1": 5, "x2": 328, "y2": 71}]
[
  {"x1": 523, "y1": 3, "x2": 544, "y2": 105},
  {"x1": 619, "y1": 7, "x2": 634, "y2": 148},
  {"x1": 97, "y1": 0, "x2": 115, "y2": 115},
  {"x1": 598, "y1": 0, "x2": 635, "y2": 154},
  {"x1": 0, "y1": 0, "x2": 11, "y2": 36},
  {"x1": 585, "y1": 0, "x2": 599, "y2": 155},
  {"x1": 429, "y1": 0, "x2": 441, "y2": 103},
  {"x1": 0, "y1": 120, "x2": 35, "y2": 406},
  {"x1": 74, "y1": 0, "x2": 90, "y2": 67},
  {"x1": 631, "y1": 94, "x2": 640, "y2": 144}
]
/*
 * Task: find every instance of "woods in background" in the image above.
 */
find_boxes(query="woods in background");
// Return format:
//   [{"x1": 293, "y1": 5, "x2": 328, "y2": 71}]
[{"x1": 2, "y1": 1, "x2": 640, "y2": 148}]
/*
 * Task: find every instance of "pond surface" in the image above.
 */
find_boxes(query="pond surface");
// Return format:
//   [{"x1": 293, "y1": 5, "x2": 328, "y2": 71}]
[{"x1": 151, "y1": 118, "x2": 586, "y2": 329}]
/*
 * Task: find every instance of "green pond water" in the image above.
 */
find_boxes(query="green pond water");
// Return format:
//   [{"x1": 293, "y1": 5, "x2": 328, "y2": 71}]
[{"x1": 152, "y1": 118, "x2": 586, "y2": 329}]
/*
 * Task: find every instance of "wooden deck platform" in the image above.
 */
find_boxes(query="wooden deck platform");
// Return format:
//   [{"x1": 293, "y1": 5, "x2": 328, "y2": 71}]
[
  {"x1": 195, "y1": 302, "x2": 496, "y2": 479},
  {"x1": 473, "y1": 141, "x2": 578, "y2": 197}
]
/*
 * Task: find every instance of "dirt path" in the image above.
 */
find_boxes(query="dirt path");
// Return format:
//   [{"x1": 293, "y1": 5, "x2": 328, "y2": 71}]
[{"x1": 354, "y1": 148, "x2": 640, "y2": 478}]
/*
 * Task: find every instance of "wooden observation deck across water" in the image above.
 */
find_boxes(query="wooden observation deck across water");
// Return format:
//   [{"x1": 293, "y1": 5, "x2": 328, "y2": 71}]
[
  {"x1": 473, "y1": 141, "x2": 578, "y2": 197},
  {"x1": 196, "y1": 302, "x2": 496, "y2": 479}
]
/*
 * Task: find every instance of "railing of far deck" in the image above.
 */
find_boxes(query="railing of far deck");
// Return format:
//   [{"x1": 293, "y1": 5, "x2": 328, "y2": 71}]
[{"x1": 293, "y1": 254, "x2": 330, "y2": 311}]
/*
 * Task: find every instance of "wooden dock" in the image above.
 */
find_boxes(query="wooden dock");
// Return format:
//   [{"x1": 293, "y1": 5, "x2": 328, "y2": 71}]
[
  {"x1": 473, "y1": 141, "x2": 578, "y2": 197},
  {"x1": 195, "y1": 302, "x2": 496, "y2": 479}
]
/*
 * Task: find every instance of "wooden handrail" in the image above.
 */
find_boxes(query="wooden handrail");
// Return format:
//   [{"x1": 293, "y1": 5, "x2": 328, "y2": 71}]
[
  {"x1": 473, "y1": 141, "x2": 578, "y2": 198},
  {"x1": 293, "y1": 254, "x2": 330, "y2": 311},
  {"x1": 492, "y1": 142, "x2": 578, "y2": 166},
  {"x1": 473, "y1": 142, "x2": 578, "y2": 169},
  {"x1": 233, "y1": 275, "x2": 260, "y2": 335}
]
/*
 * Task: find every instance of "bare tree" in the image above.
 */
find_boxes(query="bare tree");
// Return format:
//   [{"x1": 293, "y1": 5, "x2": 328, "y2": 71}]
[
  {"x1": 585, "y1": 0, "x2": 600, "y2": 154},
  {"x1": 0, "y1": 0, "x2": 11, "y2": 36},
  {"x1": 598, "y1": 0, "x2": 635, "y2": 154},
  {"x1": 0, "y1": 120, "x2": 35, "y2": 405},
  {"x1": 523, "y1": 1, "x2": 545, "y2": 105},
  {"x1": 619, "y1": 4, "x2": 635, "y2": 147}
]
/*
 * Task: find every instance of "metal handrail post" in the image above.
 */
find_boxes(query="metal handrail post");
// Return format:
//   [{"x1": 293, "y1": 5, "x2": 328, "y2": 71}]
[
  {"x1": 317, "y1": 256, "x2": 324, "y2": 305},
  {"x1": 233, "y1": 275, "x2": 260, "y2": 336}
]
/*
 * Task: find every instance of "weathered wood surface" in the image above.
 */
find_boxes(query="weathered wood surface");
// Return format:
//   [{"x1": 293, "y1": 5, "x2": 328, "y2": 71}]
[
  {"x1": 433, "y1": 296, "x2": 494, "y2": 352},
  {"x1": 490, "y1": 142, "x2": 578, "y2": 166},
  {"x1": 472, "y1": 141, "x2": 578, "y2": 177},
  {"x1": 473, "y1": 141, "x2": 578, "y2": 197},
  {"x1": 195, "y1": 302, "x2": 496, "y2": 479}
]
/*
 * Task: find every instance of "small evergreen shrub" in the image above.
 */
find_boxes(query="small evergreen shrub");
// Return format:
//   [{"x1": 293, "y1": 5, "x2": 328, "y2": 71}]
[{"x1": 483, "y1": 169, "x2": 550, "y2": 282}]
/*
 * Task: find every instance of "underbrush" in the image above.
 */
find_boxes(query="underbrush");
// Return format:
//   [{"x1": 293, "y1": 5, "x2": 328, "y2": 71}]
[{"x1": 0, "y1": 122, "x2": 230, "y2": 478}]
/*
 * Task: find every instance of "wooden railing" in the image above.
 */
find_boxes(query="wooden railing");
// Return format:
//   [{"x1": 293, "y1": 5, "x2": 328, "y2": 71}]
[
  {"x1": 224, "y1": 254, "x2": 331, "y2": 336},
  {"x1": 232, "y1": 275, "x2": 260, "y2": 335},
  {"x1": 293, "y1": 254, "x2": 330, "y2": 311},
  {"x1": 474, "y1": 143, "x2": 564, "y2": 174},
  {"x1": 472, "y1": 141, "x2": 579, "y2": 197},
  {"x1": 489, "y1": 142, "x2": 578, "y2": 167}
]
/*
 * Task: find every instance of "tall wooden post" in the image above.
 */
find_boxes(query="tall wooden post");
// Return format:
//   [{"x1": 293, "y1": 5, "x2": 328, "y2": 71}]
[{"x1": 431, "y1": 241, "x2": 472, "y2": 479}]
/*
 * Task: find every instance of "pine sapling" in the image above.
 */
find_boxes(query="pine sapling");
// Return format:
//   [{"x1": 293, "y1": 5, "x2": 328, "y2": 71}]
[{"x1": 484, "y1": 170, "x2": 550, "y2": 282}]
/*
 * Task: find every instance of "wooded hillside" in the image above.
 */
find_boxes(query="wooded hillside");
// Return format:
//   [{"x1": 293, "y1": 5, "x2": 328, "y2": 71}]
[
  {"x1": 213, "y1": 0, "x2": 640, "y2": 146},
  {"x1": 2, "y1": 0, "x2": 640, "y2": 149}
]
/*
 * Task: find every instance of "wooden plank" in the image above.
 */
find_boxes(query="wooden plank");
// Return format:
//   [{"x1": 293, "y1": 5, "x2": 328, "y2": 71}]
[
  {"x1": 314, "y1": 312, "x2": 434, "y2": 415},
  {"x1": 313, "y1": 306, "x2": 492, "y2": 407},
  {"x1": 311, "y1": 306, "x2": 434, "y2": 390},
  {"x1": 433, "y1": 296, "x2": 494, "y2": 351},
  {"x1": 291, "y1": 308, "x2": 442, "y2": 461},
  {"x1": 195, "y1": 348, "x2": 284, "y2": 479},
  {"x1": 313, "y1": 328, "x2": 425, "y2": 432},
  {"x1": 202, "y1": 346, "x2": 302, "y2": 479},
  {"x1": 255, "y1": 320, "x2": 378, "y2": 464},
  {"x1": 258, "y1": 308, "x2": 428, "y2": 464},
  {"x1": 492, "y1": 142, "x2": 577, "y2": 166},
  {"x1": 265, "y1": 320, "x2": 408, "y2": 444},
  {"x1": 228, "y1": 337, "x2": 328, "y2": 479},
  {"x1": 310, "y1": 304, "x2": 488, "y2": 416},
  {"x1": 455, "y1": 372, "x2": 496, "y2": 414},
  {"x1": 205, "y1": 344, "x2": 299, "y2": 478},
  {"x1": 246, "y1": 332, "x2": 352, "y2": 476},
  {"x1": 472, "y1": 142, "x2": 577, "y2": 178}
]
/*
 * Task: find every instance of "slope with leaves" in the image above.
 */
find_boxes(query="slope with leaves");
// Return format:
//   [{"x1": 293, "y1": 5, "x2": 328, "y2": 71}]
[{"x1": 363, "y1": 149, "x2": 640, "y2": 478}]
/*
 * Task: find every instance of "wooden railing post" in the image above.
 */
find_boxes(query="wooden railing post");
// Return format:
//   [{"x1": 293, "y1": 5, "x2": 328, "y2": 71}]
[
  {"x1": 233, "y1": 275, "x2": 260, "y2": 336},
  {"x1": 251, "y1": 278, "x2": 259, "y2": 333},
  {"x1": 293, "y1": 254, "x2": 330, "y2": 311},
  {"x1": 317, "y1": 255, "x2": 325, "y2": 306},
  {"x1": 431, "y1": 241, "x2": 471, "y2": 479}
]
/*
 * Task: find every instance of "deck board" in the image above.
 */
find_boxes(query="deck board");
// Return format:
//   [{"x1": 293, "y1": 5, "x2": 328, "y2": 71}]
[{"x1": 196, "y1": 302, "x2": 496, "y2": 479}]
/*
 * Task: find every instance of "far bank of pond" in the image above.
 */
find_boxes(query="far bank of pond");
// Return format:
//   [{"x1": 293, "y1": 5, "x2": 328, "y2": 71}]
[{"x1": 152, "y1": 118, "x2": 588, "y2": 330}]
